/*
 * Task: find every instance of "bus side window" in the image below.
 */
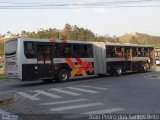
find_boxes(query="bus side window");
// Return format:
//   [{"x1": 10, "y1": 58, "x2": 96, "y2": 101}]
[
  {"x1": 44, "y1": 46, "x2": 51, "y2": 61},
  {"x1": 73, "y1": 44, "x2": 81, "y2": 58},
  {"x1": 81, "y1": 44, "x2": 93, "y2": 58},
  {"x1": 37, "y1": 46, "x2": 44, "y2": 61},
  {"x1": 55, "y1": 43, "x2": 72, "y2": 58},
  {"x1": 144, "y1": 48, "x2": 149, "y2": 57},
  {"x1": 137, "y1": 48, "x2": 144, "y2": 57},
  {"x1": 64, "y1": 44, "x2": 72, "y2": 58},
  {"x1": 55, "y1": 43, "x2": 64, "y2": 58},
  {"x1": 124, "y1": 48, "x2": 131, "y2": 59},
  {"x1": 116, "y1": 47, "x2": 123, "y2": 57},
  {"x1": 132, "y1": 48, "x2": 138, "y2": 57},
  {"x1": 88, "y1": 45, "x2": 93, "y2": 58},
  {"x1": 24, "y1": 42, "x2": 35, "y2": 58},
  {"x1": 106, "y1": 46, "x2": 115, "y2": 57}
]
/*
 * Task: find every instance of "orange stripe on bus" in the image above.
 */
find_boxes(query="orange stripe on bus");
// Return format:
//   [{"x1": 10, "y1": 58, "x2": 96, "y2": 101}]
[
  {"x1": 76, "y1": 61, "x2": 88, "y2": 75},
  {"x1": 65, "y1": 58, "x2": 75, "y2": 68}
]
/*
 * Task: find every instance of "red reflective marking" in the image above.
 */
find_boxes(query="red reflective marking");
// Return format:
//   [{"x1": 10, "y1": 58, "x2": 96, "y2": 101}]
[
  {"x1": 85, "y1": 62, "x2": 92, "y2": 70},
  {"x1": 50, "y1": 40, "x2": 56, "y2": 42},
  {"x1": 75, "y1": 58, "x2": 82, "y2": 65},
  {"x1": 61, "y1": 40, "x2": 67, "y2": 43},
  {"x1": 65, "y1": 58, "x2": 75, "y2": 68},
  {"x1": 89, "y1": 67, "x2": 94, "y2": 73}
]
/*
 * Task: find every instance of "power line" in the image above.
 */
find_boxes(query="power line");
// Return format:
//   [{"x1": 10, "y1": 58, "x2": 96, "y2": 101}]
[{"x1": 0, "y1": 0, "x2": 159, "y2": 9}]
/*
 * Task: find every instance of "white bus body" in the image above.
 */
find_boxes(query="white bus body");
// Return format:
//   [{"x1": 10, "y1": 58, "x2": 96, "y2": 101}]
[{"x1": 4, "y1": 38, "x2": 155, "y2": 82}]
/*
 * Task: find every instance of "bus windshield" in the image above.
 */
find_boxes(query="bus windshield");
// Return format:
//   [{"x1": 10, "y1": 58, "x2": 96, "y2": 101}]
[{"x1": 5, "y1": 39, "x2": 17, "y2": 55}]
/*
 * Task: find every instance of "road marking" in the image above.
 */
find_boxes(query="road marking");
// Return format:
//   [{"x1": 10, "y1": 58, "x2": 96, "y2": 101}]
[
  {"x1": 65, "y1": 108, "x2": 124, "y2": 119},
  {"x1": 50, "y1": 88, "x2": 81, "y2": 96},
  {"x1": 34, "y1": 90, "x2": 62, "y2": 99},
  {"x1": 78, "y1": 85, "x2": 107, "y2": 90},
  {"x1": 17, "y1": 92, "x2": 40, "y2": 101},
  {"x1": 16, "y1": 85, "x2": 103, "y2": 101},
  {"x1": 41, "y1": 99, "x2": 88, "y2": 105},
  {"x1": 50, "y1": 103, "x2": 104, "y2": 111},
  {"x1": 83, "y1": 108, "x2": 124, "y2": 114},
  {"x1": 67, "y1": 87, "x2": 100, "y2": 93}
]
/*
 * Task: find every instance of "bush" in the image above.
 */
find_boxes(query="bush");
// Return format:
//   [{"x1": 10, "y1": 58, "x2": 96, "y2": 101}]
[{"x1": 0, "y1": 64, "x2": 3, "y2": 68}]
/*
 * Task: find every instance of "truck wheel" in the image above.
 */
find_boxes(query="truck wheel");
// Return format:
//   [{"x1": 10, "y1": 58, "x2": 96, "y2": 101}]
[{"x1": 55, "y1": 69, "x2": 70, "y2": 83}]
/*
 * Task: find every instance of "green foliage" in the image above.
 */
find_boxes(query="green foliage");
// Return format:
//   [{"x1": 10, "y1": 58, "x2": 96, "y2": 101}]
[
  {"x1": 0, "y1": 42, "x2": 4, "y2": 56},
  {"x1": 24, "y1": 24, "x2": 105, "y2": 42}
]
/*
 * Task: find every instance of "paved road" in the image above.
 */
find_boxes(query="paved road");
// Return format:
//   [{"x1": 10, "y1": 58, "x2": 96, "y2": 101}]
[{"x1": 0, "y1": 71, "x2": 160, "y2": 120}]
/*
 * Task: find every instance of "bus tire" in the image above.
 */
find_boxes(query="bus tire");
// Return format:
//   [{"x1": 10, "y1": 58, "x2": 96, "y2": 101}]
[
  {"x1": 142, "y1": 65, "x2": 148, "y2": 72},
  {"x1": 115, "y1": 68, "x2": 122, "y2": 76},
  {"x1": 55, "y1": 69, "x2": 70, "y2": 83}
]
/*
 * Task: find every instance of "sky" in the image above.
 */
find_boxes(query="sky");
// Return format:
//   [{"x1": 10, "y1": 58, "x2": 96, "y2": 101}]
[{"x1": 0, "y1": 0, "x2": 160, "y2": 36}]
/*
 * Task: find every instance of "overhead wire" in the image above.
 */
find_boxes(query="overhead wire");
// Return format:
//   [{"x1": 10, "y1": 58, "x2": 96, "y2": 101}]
[{"x1": 0, "y1": 0, "x2": 159, "y2": 9}]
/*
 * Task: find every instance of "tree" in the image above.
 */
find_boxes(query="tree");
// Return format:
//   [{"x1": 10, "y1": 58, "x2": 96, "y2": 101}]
[{"x1": 62, "y1": 24, "x2": 72, "y2": 39}]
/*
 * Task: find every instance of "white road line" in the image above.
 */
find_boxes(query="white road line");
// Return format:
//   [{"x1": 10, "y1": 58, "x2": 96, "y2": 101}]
[
  {"x1": 50, "y1": 88, "x2": 81, "y2": 96},
  {"x1": 33, "y1": 93, "x2": 41, "y2": 97},
  {"x1": 67, "y1": 87, "x2": 100, "y2": 93},
  {"x1": 78, "y1": 85, "x2": 107, "y2": 90},
  {"x1": 17, "y1": 92, "x2": 40, "y2": 101},
  {"x1": 65, "y1": 108, "x2": 124, "y2": 119},
  {"x1": 34, "y1": 90, "x2": 62, "y2": 99},
  {"x1": 83, "y1": 108, "x2": 124, "y2": 114},
  {"x1": 50, "y1": 103, "x2": 104, "y2": 112},
  {"x1": 41, "y1": 99, "x2": 88, "y2": 105}
]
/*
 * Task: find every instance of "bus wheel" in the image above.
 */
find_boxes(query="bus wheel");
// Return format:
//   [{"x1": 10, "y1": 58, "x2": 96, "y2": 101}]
[
  {"x1": 56, "y1": 69, "x2": 70, "y2": 83},
  {"x1": 115, "y1": 68, "x2": 122, "y2": 76},
  {"x1": 142, "y1": 65, "x2": 148, "y2": 72}
]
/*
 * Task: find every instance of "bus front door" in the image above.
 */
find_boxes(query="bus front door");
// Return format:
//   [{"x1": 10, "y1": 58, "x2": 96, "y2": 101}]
[{"x1": 37, "y1": 45, "x2": 53, "y2": 79}]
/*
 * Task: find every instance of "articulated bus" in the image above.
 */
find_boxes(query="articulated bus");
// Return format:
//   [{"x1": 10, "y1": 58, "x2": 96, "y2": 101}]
[{"x1": 4, "y1": 38, "x2": 155, "y2": 82}]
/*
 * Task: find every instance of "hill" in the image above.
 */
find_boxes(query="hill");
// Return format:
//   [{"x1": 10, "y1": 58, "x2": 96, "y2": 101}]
[{"x1": 117, "y1": 33, "x2": 160, "y2": 47}]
